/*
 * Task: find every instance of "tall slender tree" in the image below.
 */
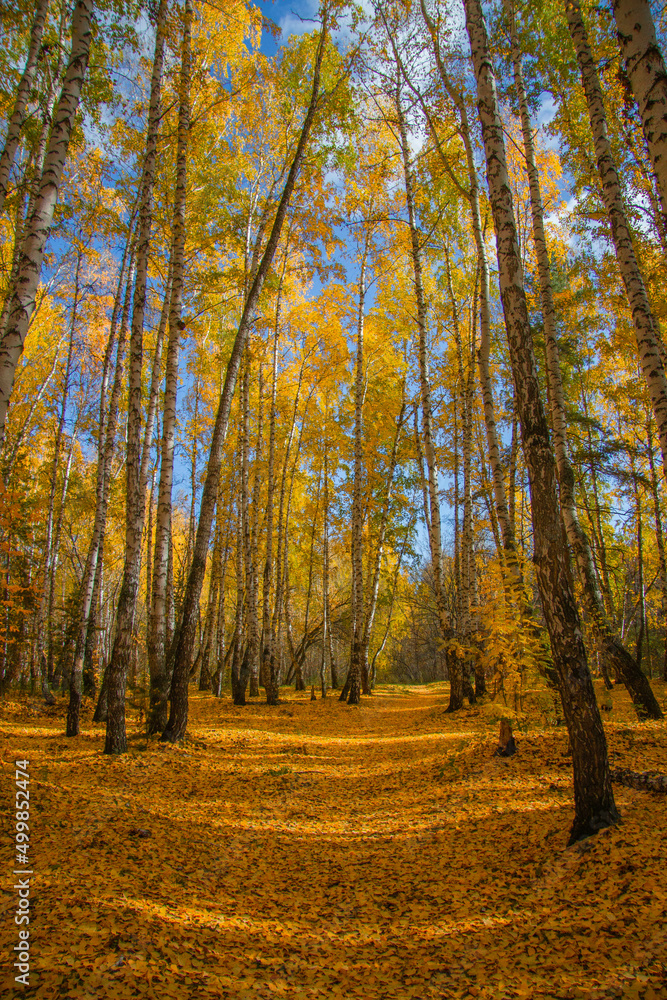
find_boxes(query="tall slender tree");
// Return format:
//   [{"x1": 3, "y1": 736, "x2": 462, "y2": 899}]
[{"x1": 464, "y1": 0, "x2": 618, "y2": 843}]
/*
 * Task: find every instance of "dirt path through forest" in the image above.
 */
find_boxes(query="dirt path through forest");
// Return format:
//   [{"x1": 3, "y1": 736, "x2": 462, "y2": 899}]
[{"x1": 1, "y1": 682, "x2": 666, "y2": 999}]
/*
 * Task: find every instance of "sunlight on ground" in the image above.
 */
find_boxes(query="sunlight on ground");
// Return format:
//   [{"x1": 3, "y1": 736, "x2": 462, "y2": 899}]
[{"x1": 0, "y1": 681, "x2": 666, "y2": 999}]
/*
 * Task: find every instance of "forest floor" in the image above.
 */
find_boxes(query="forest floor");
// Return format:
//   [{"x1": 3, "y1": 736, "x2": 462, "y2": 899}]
[{"x1": 1, "y1": 680, "x2": 667, "y2": 1000}]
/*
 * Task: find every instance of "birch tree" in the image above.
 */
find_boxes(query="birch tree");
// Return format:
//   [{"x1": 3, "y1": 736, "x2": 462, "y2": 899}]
[
  {"x1": 508, "y1": 1, "x2": 662, "y2": 721},
  {"x1": 161, "y1": 13, "x2": 331, "y2": 742},
  {"x1": 464, "y1": 0, "x2": 618, "y2": 843},
  {"x1": 0, "y1": 0, "x2": 94, "y2": 450}
]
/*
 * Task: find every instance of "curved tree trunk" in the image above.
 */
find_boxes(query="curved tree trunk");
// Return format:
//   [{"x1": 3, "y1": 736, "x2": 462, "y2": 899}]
[{"x1": 465, "y1": 0, "x2": 618, "y2": 844}]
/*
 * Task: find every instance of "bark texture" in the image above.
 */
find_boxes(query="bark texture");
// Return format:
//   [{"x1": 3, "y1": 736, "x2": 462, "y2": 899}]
[
  {"x1": 105, "y1": 0, "x2": 168, "y2": 754},
  {"x1": 0, "y1": 0, "x2": 93, "y2": 450},
  {"x1": 147, "y1": 0, "x2": 190, "y2": 733},
  {"x1": 566, "y1": 0, "x2": 667, "y2": 482},
  {"x1": 612, "y1": 0, "x2": 667, "y2": 232},
  {"x1": 510, "y1": 6, "x2": 662, "y2": 721},
  {"x1": 0, "y1": 0, "x2": 50, "y2": 214},
  {"x1": 465, "y1": 0, "x2": 618, "y2": 843}
]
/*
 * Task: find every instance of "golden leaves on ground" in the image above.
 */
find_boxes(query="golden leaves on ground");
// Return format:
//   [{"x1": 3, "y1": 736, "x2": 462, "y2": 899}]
[{"x1": 0, "y1": 681, "x2": 666, "y2": 999}]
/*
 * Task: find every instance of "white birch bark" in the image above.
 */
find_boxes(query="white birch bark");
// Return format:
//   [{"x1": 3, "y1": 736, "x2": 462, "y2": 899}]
[
  {"x1": 566, "y1": 0, "x2": 667, "y2": 481},
  {"x1": 248, "y1": 360, "x2": 263, "y2": 697},
  {"x1": 105, "y1": 0, "x2": 168, "y2": 753},
  {"x1": 417, "y1": 0, "x2": 515, "y2": 561},
  {"x1": 0, "y1": 0, "x2": 93, "y2": 450},
  {"x1": 393, "y1": 78, "x2": 460, "y2": 708},
  {"x1": 466, "y1": 0, "x2": 618, "y2": 843},
  {"x1": 360, "y1": 391, "x2": 407, "y2": 683},
  {"x1": 510, "y1": 8, "x2": 662, "y2": 719},
  {"x1": 612, "y1": 0, "x2": 667, "y2": 233},
  {"x1": 261, "y1": 279, "x2": 282, "y2": 704},
  {"x1": 0, "y1": 0, "x2": 50, "y2": 214},
  {"x1": 348, "y1": 245, "x2": 367, "y2": 705}
]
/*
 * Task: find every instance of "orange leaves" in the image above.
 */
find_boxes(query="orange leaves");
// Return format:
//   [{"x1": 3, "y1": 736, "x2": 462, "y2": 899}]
[{"x1": 2, "y1": 681, "x2": 666, "y2": 999}]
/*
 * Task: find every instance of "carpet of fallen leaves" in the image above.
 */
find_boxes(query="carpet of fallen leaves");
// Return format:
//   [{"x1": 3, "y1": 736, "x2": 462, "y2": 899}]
[{"x1": 1, "y1": 679, "x2": 667, "y2": 1000}]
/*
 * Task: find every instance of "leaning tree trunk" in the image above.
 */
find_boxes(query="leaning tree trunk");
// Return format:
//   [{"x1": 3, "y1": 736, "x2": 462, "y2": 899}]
[
  {"x1": 0, "y1": 80, "x2": 61, "y2": 353},
  {"x1": 0, "y1": 0, "x2": 93, "y2": 450},
  {"x1": 104, "y1": 0, "x2": 168, "y2": 754},
  {"x1": 612, "y1": 0, "x2": 667, "y2": 235},
  {"x1": 465, "y1": 0, "x2": 618, "y2": 843},
  {"x1": 565, "y1": 0, "x2": 667, "y2": 482},
  {"x1": 161, "y1": 17, "x2": 330, "y2": 742},
  {"x1": 510, "y1": 6, "x2": 662, "y2": 721},
  {"x1": 0, "y1": 0, "x2": 50, "y2": 215}
]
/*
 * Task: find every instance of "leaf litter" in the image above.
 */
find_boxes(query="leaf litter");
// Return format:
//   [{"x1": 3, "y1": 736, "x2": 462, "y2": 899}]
[{"x1": 0, "y1": 680, "x2": 666, "y2": 999}]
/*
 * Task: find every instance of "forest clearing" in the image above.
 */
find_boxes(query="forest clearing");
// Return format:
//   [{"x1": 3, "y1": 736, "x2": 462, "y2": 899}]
[{"x1": 2, "y1": 680, "x2": 667, "y2": 999}]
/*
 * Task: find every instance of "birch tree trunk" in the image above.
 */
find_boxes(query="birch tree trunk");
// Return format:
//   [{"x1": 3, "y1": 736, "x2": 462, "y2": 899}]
[
  {"x1": 647, "y1": 418, "x2": 667, "y2": 681},
  {"x1": 360, "y1": 393, "x2": 407, "y2": 687},
  {"x1": 509, "y1": 9, "x2": 662, "y2": 719},
  {"x1": 105, "y1": 0, "x2": 168, "y2": 754},
  {"x1": 91, "y1": 250, "x2": 138, "y2": 722},
  {"x1": 348, "y1": 246, "x2": 367, "y2": 706},
  {"x1": 230, "y1": 497, "x2": 246, "y2": 703},
  {"x1": 65, "y1": 239, "x2": 133, "y2": 733},
  {"x1": 147, "y1": 0, "x2": 190, "y2": 731},
  {"x1": 271, "y1": 353, "x2": 305, "y2": 671},
  {"x1": 0, "y1": 0, "x2": 93, "y2": 450},
  {"x1": 449, "y1": 250, "x2": 476, "y2": 701},
  {"x1": 565, "y1": 0, "x2": 667, "y2": 481},
  {"x1": 36, "y1": 252, "x2": 79, "y2": 701},
  {"x1": 261, "y1": 268, "x2": 284, "y2": 706},
  {"x1": 0, "y1": 87, "x2": 61, "y2": 352},
  {"x1": 0, "y1": 0, "x2": 50, "y2": 215},
  {"x1": 237, "y1": 351, "x2": 253, "y2": 704},
  {"x1": 612, "y1": 0, "x2": 667, "y2": 232},
  {"x1": 394, "y1": 82, "x2": 459, "y2": 709},
  {"x1": 418, "y1": 0, "x2": 515, "y2": 564},
  {"x1": 465, "y1": 0, "x2": 618, "y2": 843},
  {"x1": 248, "y1": 360, "x2": 264, "y2": 697},
  {"x1": 48, "y1": 420, "x2": 78, "y2": 688},
  {"x1": 161, "y1": 17, "x2": 329, "y2": 741}
]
